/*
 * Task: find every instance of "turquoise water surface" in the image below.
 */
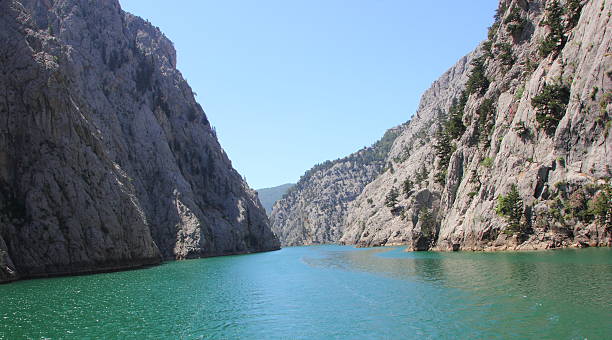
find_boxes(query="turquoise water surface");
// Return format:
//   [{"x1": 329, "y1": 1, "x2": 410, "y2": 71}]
[{"x1": 1, "y1": 246, "x2": 611, "y2": 339}]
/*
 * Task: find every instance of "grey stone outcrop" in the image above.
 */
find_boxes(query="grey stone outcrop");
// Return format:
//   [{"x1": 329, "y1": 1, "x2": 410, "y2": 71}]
[{"x1": 0, "y1": 0, "x2": 279, "y2": 282}]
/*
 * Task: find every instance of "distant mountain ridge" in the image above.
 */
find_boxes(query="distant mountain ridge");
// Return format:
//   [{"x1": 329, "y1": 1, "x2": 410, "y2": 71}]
[
  {"x1": 256, "y1": 184, "x2": 294, "y2": 215},
  {"x1": 270, "y1": 126, "x2": 404, "y2": 246}
]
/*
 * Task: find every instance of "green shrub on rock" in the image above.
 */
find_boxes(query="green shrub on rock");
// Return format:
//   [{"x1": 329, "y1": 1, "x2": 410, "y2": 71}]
[
  {"x1": 496, "y1": 184, "x2": 526, "y2": 235},
  {"x1": 531, "y1": 83, "x2": 570, "y2": 135},
  {"x1": 385, "y1": 187, "x2": 400, "y2": 209},
  {"x1": 538, "y1": 0, "x2": 583, "y2": 57},
  {"x1": 495, "y1": 42, "x2": 515, "y2": 66},
  {"x1": 504, "y1": 7, "x2": 527, "y2": 37},
  {"x1": 480, "y1": 157, "x2": 494, "y2": 168},
  {"x1": 402, "y1": 178, "x2": 413, "y2": 198},
  {"x1": 466, "y1": 56, "x2": 490, "y2": 95},
  {"x1": 588, "y1": 183, "x2": 611, "y2": 227}
]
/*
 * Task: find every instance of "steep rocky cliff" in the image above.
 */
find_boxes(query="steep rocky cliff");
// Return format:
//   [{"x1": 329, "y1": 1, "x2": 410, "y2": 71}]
[
  {"x1": 0, "y1": 0, "x2": 279, "y2": 283},
  {"x1": 342, "y1": 0, "x2": 611, "y2": 250},
  {"x1": 340, "y1": 51, "x2": 475, "y2": 248},
  {"x1": 270, "y1": 127, "x2": 402, "y2": 246}
]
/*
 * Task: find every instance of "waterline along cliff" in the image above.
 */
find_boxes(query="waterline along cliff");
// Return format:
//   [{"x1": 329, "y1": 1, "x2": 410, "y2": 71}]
[
  {"x1": 0, "y1": 0, "x2": 279, "y2": 283},
  {"x1": 272, "y1": 0, "x2": 611, "y2": 250},
  {"x1": 270, "y1": 127, "x2": 402, "y2": 246}
]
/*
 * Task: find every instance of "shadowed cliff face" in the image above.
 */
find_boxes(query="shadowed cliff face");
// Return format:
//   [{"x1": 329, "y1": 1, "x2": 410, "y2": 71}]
[{"x1": 0, "y1": 0, "x2": 278, "y2": 282}]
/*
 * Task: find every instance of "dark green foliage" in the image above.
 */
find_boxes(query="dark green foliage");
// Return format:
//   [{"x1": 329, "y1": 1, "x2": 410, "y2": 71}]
[
  {"x1": 433, "y1": 122, "x2": 456, "y2": 186},
  {"x1": 483, "y1": 40, "x2": 494, "y2": 59},
  {"x1": 469, "y1": 170, "x2": 481, "y2": 184},
  {"x1": 539, "y1": 38, "x2": 558, "y2": 58},
  {"x1": 385, "y1": 187, "x2": 400, "y2": 208},
  {"x1": 513, "y1": 121, "x2": 531, "y2": 139},
  {"x1": 548, "y1": 182, "x2": 610, "y2": 228},
  {"x1": 466, "y1": 56, "x2": 490, "y2": 96},
  {"x1": 135, "y1": 58, "x2": 154, "y2": 93},
  {"x1": 367, "y1": 128, "x2": 403, "y2": 163},
  {"x1": 433, "y1": 94, "x2": 466, "y2": 185},
  {"x1": 531, "y1": 83, "x2": 570, "y2": 135},
  {"x1": 434, "y1": 125, "x2": 452, "y2": 168},
  {"x1": 447, "y1": 93, "x2": 468, "y2": 139},
  {"x1": 548, "y1": 198, "x2": 567, "y2": 223},
  {"x1": 402, "y1": 178, "x2": 413, "y2": 198},
  {"x1": 487, "y1": 2, "x2": 507, "y2": 42},
  {"x1": 591, "y1": 87, "x2": 599, "y2": 100},
  {"x1": 566, "y1": 0, "x2": 584, "y2": 29},
  {"x1": 515, "y1": 86, "x2": 525, "y2": 100},
  {"x1": 480, "y1": 157, "x2": 494, "y2": 168},
  {"x1": 493, "y1": 2, "x2": 508, "y2": 22},
  {"x1": 487, "y1": 22, "x2": 500, "y2": 41},
  {"x1": 522, "y1": 59, "x2": 538, "y2": 75},
  {"x1": 496, "y1": 184, "x2": 526, "y2": 235},
  {"x1": 568, "y1": 188, "x2": 593, "y2": 223},
  {"x1": 588, "y1": 183, "x2": 611, "y2": 227},
  {"x1": 495, "y1": 42, "x2": 515, "y2": 66},
  {"x1": 475, "y1": 98, "x2": 496, "y2": 144},
  {"x1": 539, "y1": 0, "x2": 566, "y2": 57},
  {"x1": 600, "y1": 91, "x2": 612, "y2": 114},
  {"x1": 504, "y1": 7, "x2": 527, "y2": 36}
]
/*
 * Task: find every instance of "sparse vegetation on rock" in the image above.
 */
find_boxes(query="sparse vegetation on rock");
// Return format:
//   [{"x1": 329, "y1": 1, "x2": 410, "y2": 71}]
[
  {"x1": 531, "y1": 83, "x2": 570, "y2": 135},
  {"x1": 466, "y1": 56, "x2": 490, "y2": 95},
  {"x1": 385, "y1": 187, "x2": 400, "y2": 209},
  {"x1": 496, "y1": 184, "x2": 526, "y2": 235}
]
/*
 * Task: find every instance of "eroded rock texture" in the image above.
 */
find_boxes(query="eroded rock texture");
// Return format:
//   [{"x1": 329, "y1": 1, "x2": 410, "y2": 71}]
[
  {"x1": 0, "y1": 0, "x2": 279, "y2": 282},
  {"x1": 274, "y1": 0, "x2": 611, "y2": 251},
  {"x1": 343, "y1": 0, "x2": 611, "y2": 251},
  {"x1": 270, "y1": 127, "x2": 402, "y2": 246}
]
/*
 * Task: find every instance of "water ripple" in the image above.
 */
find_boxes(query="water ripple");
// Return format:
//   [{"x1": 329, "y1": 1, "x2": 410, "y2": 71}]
[{"x1": 0, "y1": 246, "x2": 610, "y2": 339}]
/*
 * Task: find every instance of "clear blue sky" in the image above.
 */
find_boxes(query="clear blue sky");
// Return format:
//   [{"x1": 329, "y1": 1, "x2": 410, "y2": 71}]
[{"x1": 120, "y1": 0, "x2": 498, "y2": 189}]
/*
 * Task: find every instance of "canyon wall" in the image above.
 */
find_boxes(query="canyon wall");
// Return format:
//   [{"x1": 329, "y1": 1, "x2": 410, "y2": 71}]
[{"x1": 0, "y1": 0, "x2": 279, "y2": 282}]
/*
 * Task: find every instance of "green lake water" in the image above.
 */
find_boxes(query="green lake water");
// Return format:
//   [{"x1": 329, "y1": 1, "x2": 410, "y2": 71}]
[{"x1": 1, "y1": 246, "x2": 611, "y2": 339}]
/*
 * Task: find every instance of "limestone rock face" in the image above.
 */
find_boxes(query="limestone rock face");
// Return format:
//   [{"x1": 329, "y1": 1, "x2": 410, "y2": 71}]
[
  {"x1": 0, "y1": 0, "x2": 278, "y2": 282},
  {"x1": 340, "y1": 51, "x2": 475, "y2": 248},
  {"x1": 343, "y1": 0, "x2": 611, "y2": 251},
  {"x1": 270, "y1": 128, "x2": 402, "y2": 246},
  {"x1": 273, "y1": 0, "x2": 611, "y2": 250}
]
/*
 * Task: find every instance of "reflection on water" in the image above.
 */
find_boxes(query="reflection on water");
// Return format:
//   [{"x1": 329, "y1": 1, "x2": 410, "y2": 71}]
[
  {"x1": 0, "y1": 246, "x2": 611, "y2": 339},
  {"x1": 304, "y1": 246, "x2": 612, "y2": 339}
]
